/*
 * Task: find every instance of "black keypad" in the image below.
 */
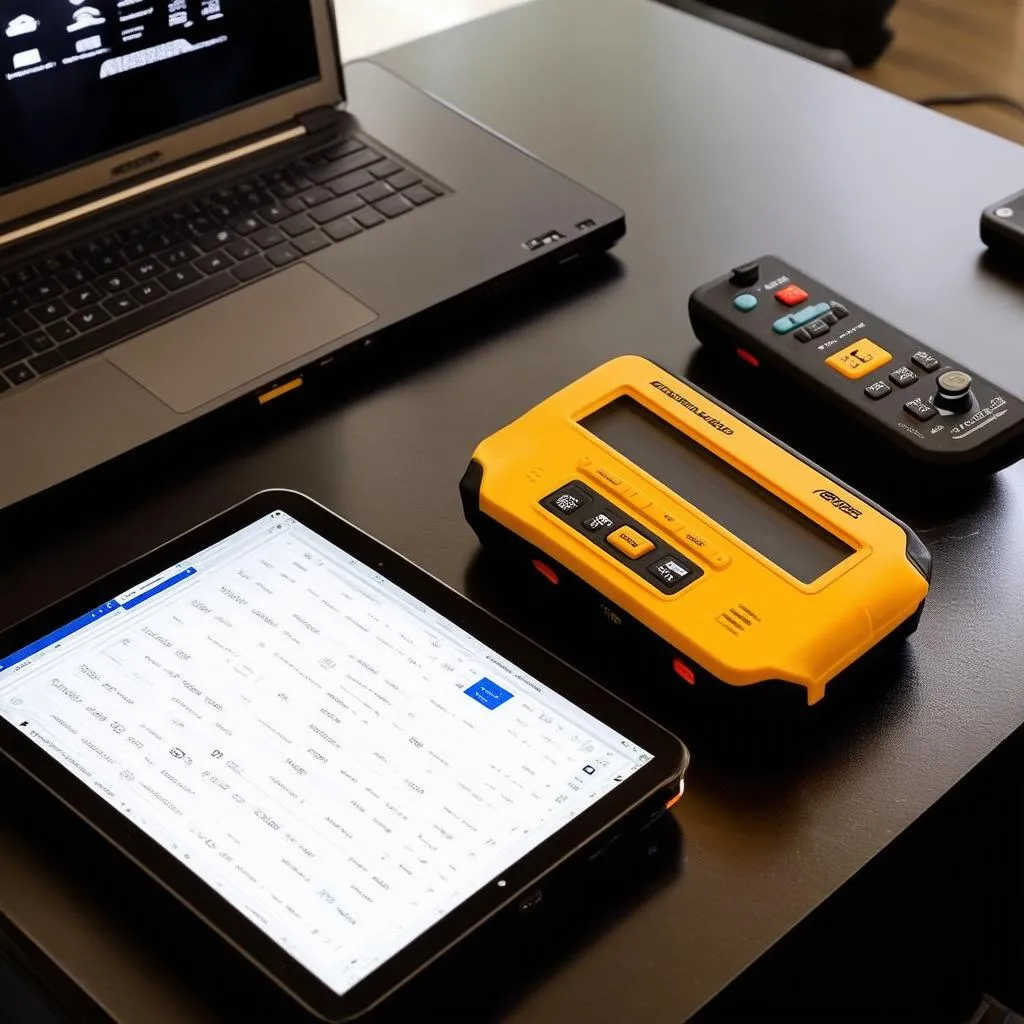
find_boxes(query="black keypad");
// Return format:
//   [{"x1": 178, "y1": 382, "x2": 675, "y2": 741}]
[
  {"x1": 864, "y1": 380, "x2": 892, "y2": 400},
  {"x1": 904, "y1": 397, "x2": 938, "y2": 422},
  {"x1": 582, "y1": 511, "x2": 617, "y2": 532},
  {"x1": 911, "y1": 351, "x2": 941, "y2": 373},
  {"x1": 889, "y1": 366, "x2": 919, "y2": 388},
  {"x1": 548, "y1": 486, "x2": 591, "y2": 515},
  {"x1": 648, "y1": 557, "x2": 691, "y2": 590}
]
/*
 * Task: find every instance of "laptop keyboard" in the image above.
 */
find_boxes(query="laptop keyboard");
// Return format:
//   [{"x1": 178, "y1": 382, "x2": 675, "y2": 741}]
[{"x1": 0, "y1": 136, "x2": 444, "y2": 395}]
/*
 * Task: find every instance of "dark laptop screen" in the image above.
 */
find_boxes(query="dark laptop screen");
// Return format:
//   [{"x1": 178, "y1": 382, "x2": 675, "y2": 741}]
[{"x1": 0, "y1": 1, "x2": 322, "y2": 193}]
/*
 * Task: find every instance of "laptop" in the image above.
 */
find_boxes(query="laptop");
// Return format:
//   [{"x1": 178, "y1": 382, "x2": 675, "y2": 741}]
[{"x1": 0, "y1": 0, "x2": 625, "y2": 512}]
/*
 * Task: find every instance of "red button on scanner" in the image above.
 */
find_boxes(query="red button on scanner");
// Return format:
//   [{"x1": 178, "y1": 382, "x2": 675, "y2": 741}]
[
  {"x1": 775, "y1": 284, "x2": 809, "y2": 306},
  {"x1": 672, "y1": 657, "x2": 696, "y2": 685}
]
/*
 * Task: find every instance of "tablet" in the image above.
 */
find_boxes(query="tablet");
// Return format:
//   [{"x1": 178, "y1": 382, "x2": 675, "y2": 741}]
[{"x1": 0, "y1": 490, "x2": 686, "y2": 1022}]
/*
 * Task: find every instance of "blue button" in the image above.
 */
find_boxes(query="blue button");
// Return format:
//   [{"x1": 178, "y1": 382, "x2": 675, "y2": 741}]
[
  {"x1": 465, "y1": 678, "x2": 513, "y2": 710},
  {"x1": 772, "y1": 316, "x2": 796, "y2": 334},
  {"x1": 791, "y1": 302, "x2": 832, "y2": 327},
  {"x1": 733, "y1": 293, "x2": 758, "y2": 312}
]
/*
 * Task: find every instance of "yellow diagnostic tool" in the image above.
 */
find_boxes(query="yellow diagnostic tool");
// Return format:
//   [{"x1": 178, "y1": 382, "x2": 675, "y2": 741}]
[{"x1": 460, "y1": 356, "x2": 931, "y2": 704}]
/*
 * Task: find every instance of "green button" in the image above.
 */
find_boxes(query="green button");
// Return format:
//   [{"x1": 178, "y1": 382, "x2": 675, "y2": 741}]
[{"x1": 733, "y1": 293, "x2": 758, "y2": 312}]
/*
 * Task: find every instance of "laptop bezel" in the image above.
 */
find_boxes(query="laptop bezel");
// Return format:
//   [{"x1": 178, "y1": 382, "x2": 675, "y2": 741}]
[{"x1": 1, "y1": 0, "x2": 345, "y2": 232}]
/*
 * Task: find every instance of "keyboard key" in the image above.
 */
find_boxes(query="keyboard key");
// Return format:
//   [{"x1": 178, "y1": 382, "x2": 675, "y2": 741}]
[
  {"x1": 259, "y1": 202, "x2": 292, "y2": 223},
  {"x1": 294, "y1": 232, "x2": 330, "y2": 255},
  {"x1": 0, "y1": 293, "x2": 27, "y2": 315},
  {"x1": 232, "y1": 256, "x2": 272, "y2": 282},
  {"x1": 0, "y1": 340, "x2": 31, "y2": 367},
  {"x1": 28, "y1": 349, "x2": 66, "y2": 375},
  {"x1": 358, "y1": 181, "x2": 394, "y2": 204},
  {"x1": 62, "y1": 274, "x2": 233, "y2": 363},
  {"x1": 0, "y1": 378, "x2": 8, "y2": 396},
  {"x1": 68, "y1": 306, "x2": 112, "y2": 332},
  {"x1": 160, "y1": 266, "x2": 202, "y2": 291},
  {"x1": 10, "y1": 312, "x2": 38, "y2": 334},
  {"x1": 47, "y1": 322, "x2": 77, "y2": 344},
  {"x1": 10, "y1": 267, "x2": 36, "y2": 287},
  {"x1": 370, "y1": 159, "x2": 402, "y2": 179},
  {"x1": 227, "y1": 239, "x2": 259, "y2": 261},
  {"x1": 388, "y1": 169, "x2": 422, "y2": 191},
  {"x1": 252, "y1": 227, "x2": 287, "y2": 249},
  {"x1": 353, "y1": 208, "x2": 386, "y2": 229},
  {"x1": 267, "y1": 244, "x2": 303, "y2": 267},
  {"x1": 131, "y1": 281, "x2": 168, "y2": 304},
  {"x1": 57, "y1": 266, "x2": 95, "y2": 288},
  {"x1": 374, "y1": 194, "x2": 414, "y2": 219},
  {"x1": 29, "y1": 299, "x2": 70, "y2": 324},
  {"x1": 403, "y1": 183, "x2": 439, "y2": 206},
  {"x1": 324, "y1": 138, "x2": 366, "y2": 160},
  {"x1": 89, "y1": 251, "x2": 125, "y2": 274},
  {"x1": 4, "y1": 363, "x2": 35, "y2": 385},
  {"x1": 37, "y1": 255, "x2": 71, "y2": 275},
  {"x1": 97, "y1": 271, "x2": 134, "y2": 293},
  {"x1": 22, "y1": 279, "x2": 62, "y2": 304},
  {"x1": 67, "y1": 285, "x2": 104, "y2": 309},
  {"x1": 24, "y1": 331, "x2": 54, "y2": 353},
  {"x1": 281, "y1": 213, "x2": 315, "y2": 237},
  {"x1": 197, "y1": 228, "x2": 236, "y2": 252},
  {"x1": 299, "y1": 187, "x2": 335, "y2": 208},
  {"x1": 309, "y1": 194, "x2": 364, "y2": 225},
  {"x1": 229, "y1": 216, "x2": 262, "y2": 236},
  {"x1": 272, "y1": 180, "x2": 298, "y2": 198},
  {"x1": 323, "y1": 218, "x2": 362, "y2": 243},
  {"x1": 161, "y1": 244, "x2": 201, "y2": 268},
  {"x1": 128, "y1": 259, "x2": 163, "y2": 280},
  {"x1": 308, "y1": 148, "x2": 383, "y2": 185},
  {"x1": 196, "y1": 251, "x2": 233, "y2": 275},
  {"x1": 329, "y1": 169, "x2": 375, "y2": 196},
  {"x1": 0, "y1": 322, "x2": 19, "y2": 345},
  {"x1": 104, "y1": 294, "x2": 140, "y2": 316}
]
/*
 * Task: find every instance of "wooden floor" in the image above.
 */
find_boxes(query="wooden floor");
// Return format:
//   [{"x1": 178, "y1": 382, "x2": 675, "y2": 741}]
[{"x1": 856, "y1": 0, "x2": 1024, "y2": 146}]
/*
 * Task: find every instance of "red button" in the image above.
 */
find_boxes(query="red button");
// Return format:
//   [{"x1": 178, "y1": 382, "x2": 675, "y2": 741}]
[
  {"x1": 672, "y1": 657, "x2": 696, "y2": 685},
  {"x1": 775, "y1": 284, "x2": 809, "y2": 306}
]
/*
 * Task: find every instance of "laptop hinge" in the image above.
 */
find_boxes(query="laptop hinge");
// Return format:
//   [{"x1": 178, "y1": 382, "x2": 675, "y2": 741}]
[
  {"x1": 0, "y1": 124, "x2": 308, "y2": 251},
  {"x1": 298, "y1": 106, "x2": 341, "y2": 135}
]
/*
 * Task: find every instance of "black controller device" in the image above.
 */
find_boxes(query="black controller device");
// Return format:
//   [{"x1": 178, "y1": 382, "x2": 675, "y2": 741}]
[{"x1": 688, "y1": 256, "x2": 1024, "y2": 473}]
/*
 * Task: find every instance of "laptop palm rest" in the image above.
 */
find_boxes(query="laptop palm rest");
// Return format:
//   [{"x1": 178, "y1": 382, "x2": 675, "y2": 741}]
[{"x1": 108, "y1": 265, "x2": 378, "y2": 414}]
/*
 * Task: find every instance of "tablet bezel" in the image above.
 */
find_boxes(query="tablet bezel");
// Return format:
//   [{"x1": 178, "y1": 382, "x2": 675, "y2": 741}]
[{"x1": 0, "y1": 489, "x2": 686, "y2": 1022}]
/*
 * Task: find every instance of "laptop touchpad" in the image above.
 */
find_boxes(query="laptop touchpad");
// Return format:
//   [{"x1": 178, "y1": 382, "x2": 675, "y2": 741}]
[{"x1": 108, "y1": 265, "x2": 378, "y2": 414}]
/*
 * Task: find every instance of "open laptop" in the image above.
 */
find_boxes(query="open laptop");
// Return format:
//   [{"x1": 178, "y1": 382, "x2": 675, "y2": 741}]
[{"x1": 0, "y1": 0, "x2": 625, "y2": 512}]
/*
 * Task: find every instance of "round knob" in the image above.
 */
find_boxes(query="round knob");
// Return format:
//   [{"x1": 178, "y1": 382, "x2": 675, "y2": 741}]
[{"x1": 934, "y1": 369, "x2": 974, "y2": 412}]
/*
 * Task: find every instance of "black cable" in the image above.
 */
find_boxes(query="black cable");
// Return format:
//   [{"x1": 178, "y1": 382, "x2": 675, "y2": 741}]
[{"x1": 917, "y1": 92, "x2": 1024, "y2": 118}]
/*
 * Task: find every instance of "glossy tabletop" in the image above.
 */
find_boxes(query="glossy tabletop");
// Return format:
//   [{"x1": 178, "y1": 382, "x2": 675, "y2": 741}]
[{"x1": 1, "y1": 1, "x2": 1024, "y2": 1021}]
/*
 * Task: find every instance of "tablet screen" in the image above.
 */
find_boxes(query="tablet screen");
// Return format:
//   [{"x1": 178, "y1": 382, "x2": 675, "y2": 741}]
[{"x1": 0, "y1": 511, "x2": 652, "y2": 998}]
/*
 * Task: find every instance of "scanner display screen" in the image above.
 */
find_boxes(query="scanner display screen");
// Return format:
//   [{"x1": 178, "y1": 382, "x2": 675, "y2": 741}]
[{"x1": 580, "y1": 396, "x2": 854, "y2": 583}]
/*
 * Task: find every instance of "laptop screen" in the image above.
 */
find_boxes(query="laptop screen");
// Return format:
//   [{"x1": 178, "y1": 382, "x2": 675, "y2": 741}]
[{"x1": 1, "y1": 1, "x2": 322, "y2": 194}]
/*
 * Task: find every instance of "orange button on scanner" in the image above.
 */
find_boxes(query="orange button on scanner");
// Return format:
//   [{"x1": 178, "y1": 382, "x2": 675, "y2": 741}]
[
  {"x1": 607, "y1": 527, "x2": 655, "y2": 560},
  {"x1": 775, "y1": 284, "x2": 809, "y2": 306}
]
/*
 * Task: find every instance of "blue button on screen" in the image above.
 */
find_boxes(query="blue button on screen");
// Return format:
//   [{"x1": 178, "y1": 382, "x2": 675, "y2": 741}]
[
  {"x1": 465, "y1": 678, "x2": 513, "y2": 709},
  {"x1": 733, "y1": 293, "x2": 758, "y2": 312}
]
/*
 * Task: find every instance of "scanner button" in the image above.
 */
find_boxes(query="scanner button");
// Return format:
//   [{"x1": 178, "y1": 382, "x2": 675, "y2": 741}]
[
  {"x1": 652, "y1": 507, "x2": 683, "y2": 532},
  {"x1": 772, "y1": 315, "x2": 797, "y2": 334},
  {"x1": 775, "y1": 284, "x2": 809, "y2": 306},
  {"x1": 830, "y1": 301, "x2": 850, "y2": 320},
  {"x1": 582, "y1": 512, "x2": 617, "y2": 532},
  {"x1": 624, "y1": 488, "x2": 653, "y2": 510},
  {"x1": 607, "y1": 527, "x2": 655, "y2": 560},
  {"x1": 733, "y1": 293, "x2": 758, "y2": 312},
  {"x1": 678, "y1": 531, "x2": 731, "y2": 569},
  {"x1": 825, "y1": 339, "x2": 893, "y2": 380},
  {"x1": 648, "y1": 558, "x2": 690, "y2": 589},
  {"x1": 888, "y1": 366, "x2": 919, "y2": 388},
  {"x1": 864, "y1": 380, "x2": 892, "y2": 400},
  {"x1": 594, "y1": 465, "x2": 623, "y2": 486},
  {"x1": 904, "y1": 397, "x2": 938, "y2": 422},
  {"x1": 548, "y1": 486, "x2": 590, "y2": 515}
]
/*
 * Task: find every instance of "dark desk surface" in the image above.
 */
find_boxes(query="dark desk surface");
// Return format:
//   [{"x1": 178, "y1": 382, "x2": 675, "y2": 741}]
[{"x1": 2, "y1": 0, "x2": 1024, "y2": 1021}]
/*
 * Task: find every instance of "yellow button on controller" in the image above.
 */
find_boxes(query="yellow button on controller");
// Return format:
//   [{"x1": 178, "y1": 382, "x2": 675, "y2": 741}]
[
  {"x1": 607, "y1": 527, "x2": 655, "y2": 560},
  {"x1": 825, "y1": 339, "x2": 892, "y2": 380}
]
